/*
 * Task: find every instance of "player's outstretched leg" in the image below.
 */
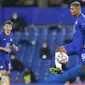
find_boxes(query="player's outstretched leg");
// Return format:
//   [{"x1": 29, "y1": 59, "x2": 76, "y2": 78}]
[
  {"x1": 56, "y1": 46, "x2": 67, "y2": 53},
  {"x1": 2, "y1": 75, "x2": 10, "y2": 85},
  {"x1": 0, "y1": 72, "x2": 2, "y2": 85},
  {"x1": 49, "y1": 46, "x2": 67, "y2": 74},
  {"x1": 0, "y1": 70, "x2": 10, "y2": 85}
]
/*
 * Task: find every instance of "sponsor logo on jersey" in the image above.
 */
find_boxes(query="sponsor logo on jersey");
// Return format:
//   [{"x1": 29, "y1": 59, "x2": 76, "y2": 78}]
[
  {"x1": 6, "y1": 43, "x2": 10, "y2": 48},
  {"x1": 3, "y1": 38, "x2": 6, "y2": 41}
]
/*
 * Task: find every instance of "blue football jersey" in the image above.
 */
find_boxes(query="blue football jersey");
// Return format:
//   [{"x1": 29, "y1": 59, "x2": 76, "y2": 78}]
[
  {"x1": 64, "y1": 13, "x2": 85, "y2": 64},
  {"x1": 72, "y1": 13, "x2": 85, "y2": 53},
  {"x1": 0, "y1": 32, "x2": 13, "y2": 60}
]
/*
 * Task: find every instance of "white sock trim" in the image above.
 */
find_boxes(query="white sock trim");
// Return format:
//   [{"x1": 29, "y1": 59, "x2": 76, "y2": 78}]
[
  {"x1": 0, "y1": 73, "x2": 2, "y2": 78},
  {"x1": 55, "y1": 59, "x2": 62, "y2": 70},
  {"x1": 55, "y1": 52, "x2": 62, "y2": 70},
  {"x1": 2, "y1": 75, "x2": 8, "y2": 85}
]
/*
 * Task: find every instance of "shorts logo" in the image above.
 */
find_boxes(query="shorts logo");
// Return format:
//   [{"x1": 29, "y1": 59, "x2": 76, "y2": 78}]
[
  {"x1": 81, "y1": 53, "x2": 85, "y2": 61},
  {"x1": 6, "y1": 43, "x2": 10, "y2": 48},
  {"x1": 0, "y1": 65, "x2": 3, "y2": 69}
]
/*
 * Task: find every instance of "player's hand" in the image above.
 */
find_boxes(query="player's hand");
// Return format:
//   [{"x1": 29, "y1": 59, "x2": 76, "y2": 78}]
[
  {"x1": 14, "y1": 46, "x2": 18, "y2": 51},
  {"x1": 4, "y1": 48, "x2": 11, "y2": 53}
]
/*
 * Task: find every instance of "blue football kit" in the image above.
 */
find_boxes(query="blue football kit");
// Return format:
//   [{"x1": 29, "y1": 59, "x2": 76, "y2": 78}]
[
  {"x1": 65, "y1": 13, "x2": 85, "y2": 64},
  {"x1": 0, "y1": 32, "x2": 13, "y2": 71}
]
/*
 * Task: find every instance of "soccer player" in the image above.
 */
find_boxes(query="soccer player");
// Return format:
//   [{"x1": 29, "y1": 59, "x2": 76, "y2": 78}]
[
  {"x1": 50, "y1": 1, "x2": 85, "y2": 74},
  {"x1": 0, "y1": 21, "x2": 18, "y2": 85}
]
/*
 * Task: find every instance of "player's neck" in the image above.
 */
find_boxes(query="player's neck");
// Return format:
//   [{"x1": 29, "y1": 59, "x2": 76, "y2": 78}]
[
  {"x1": 4, "y1": 31, "x2": 10, "y2": 36},
  {"x1": 76, "y1": 12, "x2": 81, "y2": 18}
]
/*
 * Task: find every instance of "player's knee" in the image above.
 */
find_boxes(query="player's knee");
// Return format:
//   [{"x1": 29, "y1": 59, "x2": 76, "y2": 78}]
[
  {"x1": 56, "y1": 48, "x2": 60, "y2": 52},
  {"x1": 82, "y1": 65, "x2": 85, "y2": 72},
  {"x1": 56, "y1": 46, "x2": 67, "y2": 53},
  {"x1": 56, "y1": 47, "x2": 63, "y2": 52},
  {"x1": 0, "y1": 70, "x2": 7, "y2": 76}
]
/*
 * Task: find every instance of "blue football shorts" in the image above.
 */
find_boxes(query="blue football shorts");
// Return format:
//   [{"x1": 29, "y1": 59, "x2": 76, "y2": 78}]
[
  {"x1": 64, "y1": 43, "x2": 85, "y2": 64},
  {"x1": 0, "y1": 57, "x2": 10, "y2": 71},
  {"x1": 64, "y1": 43, "x2": 76, "y2": 55}
]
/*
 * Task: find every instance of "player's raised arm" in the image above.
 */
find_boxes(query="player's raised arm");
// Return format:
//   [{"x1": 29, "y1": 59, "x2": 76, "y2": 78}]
[
  {"x1": 0, "y1": 47, "x2": 11, "y2": 53},
  {"x1": 0, "y1": 47, "x2": 5, "y2": 51},
  {"x1": 11, "y1": 44, "x2": 18, "y2": 51}
]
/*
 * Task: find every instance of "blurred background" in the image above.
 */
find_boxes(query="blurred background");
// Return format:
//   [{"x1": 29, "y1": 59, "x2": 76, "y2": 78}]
[{"x1": 0, "y1": 0, "x2": 85, "y2": 85}]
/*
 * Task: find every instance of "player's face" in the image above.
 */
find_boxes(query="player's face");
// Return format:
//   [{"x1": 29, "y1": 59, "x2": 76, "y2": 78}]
[
  {"x1": 4, "y1": 24, "x2": 12, "y2": 33},
  {"x1": 70, "y1": 6, "x2": 78, "y2": 16}
]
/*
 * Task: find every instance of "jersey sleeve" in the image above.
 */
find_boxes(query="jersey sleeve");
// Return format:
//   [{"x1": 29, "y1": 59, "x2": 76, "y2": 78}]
[
  {"x1": 80, "y1": 19, "x2": 85, "y2": 30},
  {"x1": 79, "y1": 19, "x2": 85, "y2": 37},
  {"x1": 0, "y1": 33, "x2": 3, "y2": 41},
  {"x1": 10, "y1": 33, "x2": 14, "y2": 45}
]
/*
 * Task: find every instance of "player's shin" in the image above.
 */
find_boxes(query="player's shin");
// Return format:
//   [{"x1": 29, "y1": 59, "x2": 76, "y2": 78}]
[
  {"x1": 1, "y1": 75, "x2": 10, "y2": 85},
  {"x1": 0, "y1": 73, "x2": 2, "y2": 85},
  {"x1": 55, "y1": 52, "x2": 62, "y2": 70},
  {"x1": 55, "y1": 59, "x2": 62, "y2": 70}
]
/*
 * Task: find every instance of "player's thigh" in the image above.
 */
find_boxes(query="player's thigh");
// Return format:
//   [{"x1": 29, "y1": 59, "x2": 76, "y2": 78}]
[
  {"x1": 56, "y1": 44, "x2": 76, "y2": 54},
  {"x1": 5, "y1": 60, "x2": 10, "y2": 85},
  {"x1": 64, "y1": 44, "x2": 76, "y2": 55},
  {"x1": 0, "y1": 58, "x2": 7, "y2": 76},
  {"x1": 0, "y1": 58, "x2": 6, "y2": 71}
]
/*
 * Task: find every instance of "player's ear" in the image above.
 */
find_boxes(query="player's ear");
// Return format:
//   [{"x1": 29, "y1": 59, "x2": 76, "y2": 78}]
[
  {"x1": 3, "y1": 25, "x2": 5, "y2": 30},
  {"x1": 10, "y1": 25, "x2": 12, "y2": 30}
]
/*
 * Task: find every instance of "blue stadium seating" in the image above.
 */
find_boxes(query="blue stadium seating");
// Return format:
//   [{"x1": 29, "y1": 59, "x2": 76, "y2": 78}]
[
  {"x1": 64, "y1": 28, "x2": 73, "y2": 41},
  {"x1": 10, "y1": 27, "x2": 82, "y2": 83}
]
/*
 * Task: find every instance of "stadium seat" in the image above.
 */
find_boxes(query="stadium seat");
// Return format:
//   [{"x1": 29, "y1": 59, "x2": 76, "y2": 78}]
[{"x1": 12, "y1": 28, "x2": 80, "y2": 82}]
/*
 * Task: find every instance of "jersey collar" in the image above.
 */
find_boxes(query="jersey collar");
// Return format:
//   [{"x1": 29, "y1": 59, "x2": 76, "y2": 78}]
[{"x1": 3, "y1": 32, "x2": 10, "y2": 37}]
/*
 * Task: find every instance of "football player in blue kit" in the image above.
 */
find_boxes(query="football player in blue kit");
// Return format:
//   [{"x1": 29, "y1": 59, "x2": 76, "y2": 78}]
[
  {"x1": 0, "y1": 21, "x2": 18, "y2": 85},
  {"x1": 50, "y1": 1, "x2": 85, "y2": 74}
]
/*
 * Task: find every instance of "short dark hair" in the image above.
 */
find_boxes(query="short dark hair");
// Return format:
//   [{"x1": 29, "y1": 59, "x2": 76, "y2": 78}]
[
  {"x1": 70, "y1": 1, "x2": 80, "y2": 7},
  {"x1": 4, "y1": 20, "x2": 13, "y2": 26}
]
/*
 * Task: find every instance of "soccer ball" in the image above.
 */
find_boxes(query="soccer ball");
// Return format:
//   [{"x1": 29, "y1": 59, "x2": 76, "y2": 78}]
[{"x1": 55, "y1": 52, "x2": 69, "y2": 64}]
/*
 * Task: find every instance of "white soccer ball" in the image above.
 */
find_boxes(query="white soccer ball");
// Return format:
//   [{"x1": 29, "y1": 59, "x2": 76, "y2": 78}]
[{"x1": 55, "y1": 52, "x2": 69, "y2": 64}]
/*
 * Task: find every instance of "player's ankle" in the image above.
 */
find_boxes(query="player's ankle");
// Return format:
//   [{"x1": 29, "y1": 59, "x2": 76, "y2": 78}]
[{"x1": 0, "y1": 73, "x2": 2, "y2": 80}]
